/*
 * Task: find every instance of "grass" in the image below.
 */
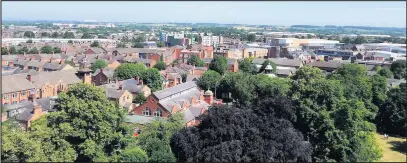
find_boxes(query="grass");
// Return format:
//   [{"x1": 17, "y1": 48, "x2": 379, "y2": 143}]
[{"x1": 375, "y1": 133, "x2": 406, "y2": 162}]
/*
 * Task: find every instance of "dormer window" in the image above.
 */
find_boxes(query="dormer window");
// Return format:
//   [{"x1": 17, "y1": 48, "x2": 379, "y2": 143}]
[{"x1": 154, "y1": 108, "x2": 162, "y2": 117}]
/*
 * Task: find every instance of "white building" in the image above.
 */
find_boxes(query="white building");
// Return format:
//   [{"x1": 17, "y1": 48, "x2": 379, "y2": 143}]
[{"x1": 201, "y1": 36, "x2": 220, "y2": 47}]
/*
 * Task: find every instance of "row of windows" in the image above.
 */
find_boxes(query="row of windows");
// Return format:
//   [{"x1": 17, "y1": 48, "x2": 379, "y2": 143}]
[
  {"x1": 142, "y1": 107, "x2": 162, "y2": 117},
  {"x1": 3, "y1": 101, "x2": 19, "y2": 106},
  {"x1": 3, "y1": 92, "x2": 27, "y2": 99}
]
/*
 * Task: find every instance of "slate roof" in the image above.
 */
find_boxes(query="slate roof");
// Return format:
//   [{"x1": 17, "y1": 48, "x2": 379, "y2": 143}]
[
  {"x1": 104, "y1": 87, "x2": 126, "y2": 99},
  {"x1": 42, "y1": 62, "x2": 70, "y2": 71},
  {"x1": 186, "y1": 74, "x2": 201, "y2": 82},
  {"x1": 308, "y1": 61, "x2": 344, "y2": 69},
  {"x1": 99, "y1": 78, "x2": 149, "y2": 94},
  {"x1": 9, "y1": 97, "x2": 57, "y2": 121},
  {"x1": 92, "y1": 67, "x2": 115, "y2": 78},
  {"x1": 115, "y1": 48, "x2": 165, "y2": 54},
  {"x1": 2, "y1": 74, "x2": 36, "y2": 94},
  {"x1": 30, "y1": 69, "x2": 81, "y2": 88},
  {"x1": 153, "y1": 81, "x2": 198, "y2": 100}
]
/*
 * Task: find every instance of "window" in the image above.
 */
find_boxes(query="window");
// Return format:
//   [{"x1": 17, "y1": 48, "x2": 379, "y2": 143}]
[
  {"x1": 142, "y1": 107, "x2": 151, "y2": 116},
  {"x1": 4, "y1": 103, "x2": 8, "y2": 106},
  {"x1": 20, "y1": 100, "x2": 25, "y2": 103},
  {"x1": 12, "y1": 93, "x2": 17, "y2": 98},
  {"x1": 12, "y1": 101, "x2": 17, "y2": 104},
  {"x1": 21, "y1": 92, "x2": 26, "y2": 96},
  {"x1": 154, "y1": 108, "x2": 162, "y2": 117},
  {"x1": 4, "y1": 95, "x2": 9, "y2": 100}
]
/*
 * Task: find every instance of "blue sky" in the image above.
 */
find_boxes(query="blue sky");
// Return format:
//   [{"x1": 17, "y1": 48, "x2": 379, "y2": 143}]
[{"x1": 2, "y1": 1, "x2": 406, "y2": 27}]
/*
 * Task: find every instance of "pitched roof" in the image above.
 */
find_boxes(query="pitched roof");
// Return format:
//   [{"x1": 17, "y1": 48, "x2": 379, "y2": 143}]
[
  {"x1": 30, "y1": 69, "x2": 82, "y2": 88},
  {"x1": 92, "y1": 67, "x2": 115, "y2": 78},
  {"x1": 104, "y1": 87, "x2": 126, "y2": 99},
  {"x1": 308, "y1": 61, "x2": 344, "y2": 69},
  {"x1": 2, "y1": 74, "x2": 36, "y2": 93},
  {"x1": 153, "y1": 81, "x2": 198, "y2": 100},
  {"x1": 268, "y1": 58, "x2": 303, "y2": 67},
  {"x1": 115, "y1": 48, "x2": 165, "y2": 54}
]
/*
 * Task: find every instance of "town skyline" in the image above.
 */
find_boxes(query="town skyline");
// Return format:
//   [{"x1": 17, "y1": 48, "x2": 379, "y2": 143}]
[{"x1": 2, "y1": 1, "x2": 406, "y2": 28}]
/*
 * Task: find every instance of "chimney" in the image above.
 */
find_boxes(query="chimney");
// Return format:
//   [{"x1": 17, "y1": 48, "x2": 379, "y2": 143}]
[
  {"x1": 32, "y1": 100, "x2": 42, "y2": 116},
  {"x1": 118, "y1": 83, "x2": 123, "y2": 91},
  {"x1": 59, "y1": 59, "x2": 65, "y2": 64},
  {"x1": 27, "y1": 74, "x2": 32, "y2": 82},
  {"x1": 203, "y1": 90, "x2": 214, "y2": 105}
]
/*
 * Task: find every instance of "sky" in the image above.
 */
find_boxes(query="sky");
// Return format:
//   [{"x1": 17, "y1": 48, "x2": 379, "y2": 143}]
[{"x1": 2, "y1": 1, "x2": 406, "y2": 28}]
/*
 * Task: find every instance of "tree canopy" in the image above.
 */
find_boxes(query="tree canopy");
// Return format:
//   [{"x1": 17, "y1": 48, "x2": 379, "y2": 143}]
[
  {"x1": 187, "y1": 55, "x2": 204, "y2": 67},
  {"x1": 390, "y1": 60, "x2": 406, "y2": 79},
  {"x1": 197, "y1": 70, "x2": 221, "y2": 92},
  {"x1": 209, "y1": 55, "x2": 228, "y2": 75},
  {"x1": 91, "y1": 59, "x2": 108, "y2": 72},
  {"x1": 114, "y1": 63, "x2": 147, "y2": 80},
  {"x1": 142, "y1": 68, "x2": 163, "y2": 92},
  {"x1": 90, "y1": 41, "x2": 100, "y2": 47},
  {"x1": 171, "y1": 103, "x2": 312, "y2": 162},
  {"x1": 153, "y1": 61, "x2": 167, "y2": 71},
  {"x1": 40, "y1": 45, "x2": 53, "y2": 54},
  {"x1": 24, "y1": 31, "x2": 35, "y2": 38}
]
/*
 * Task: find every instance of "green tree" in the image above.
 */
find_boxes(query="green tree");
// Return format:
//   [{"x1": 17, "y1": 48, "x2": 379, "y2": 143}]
[
  {"x1": 91, "y1": 59, "x2": 108, "y2": 72},
  {"x1": 378, "y1": 68, "x2": 393, "y2": 78},
  {"x1": 238, "y1": 58, "x2": 252, "y2": 73},
  {"x1": 187, "y1": 55, "x2": 204, "y2": 67},
  {"x1": 258, "y1": 60, "x2": 277, "y2": 73},
  {"x1": 52, "y1": 47, "x2": 62, "y2": 53},
  {"x1": 51, "y1": 32, "x2": 59, "y2": 38},
  {"x1": 9, "y1": 46, "x2": 17, "y2": 54},
  {"x1": 197, "y1": 70, "x2": 221, "y2": 91},
  {"x1": 1, "y1": 47, "x2": 7, "y2": 55},
  {"x1": 133, "y1": 93, "x2": 147, "y2": 104},
  {"x1": 371, "y1": 75, "x2": 388, "y2": 107},
  {"x1": 376, "y1": 83, "x2": 406, "y2": 137},
  {"x1": 132, "y1": 42, "x2": 144, "y2": 48},
  {"x1": 114, "y1": 63, "x2": 147, "y2": 80},
  {"x1": 26, "y1": 39, "x2": 33, "y2": 43},
  {"x1": 40, "y1": 32, "x2": 50, "y2": 37},
  {"x1": 218, "y1": 72, "x2": 255, "y2": 106},
  {"x1": 117, "y1": 42, "x2": 127, "y2": 48},
  {"x1": 171, "y1": 59, "x2": 179, "y2": 67},
  {"x1": 209, "y1": 55, "x2": 228, "y2": 75},
  {"x1": 142, "y1": 68, "x2": 163, "y2": 92},
  {"x1": 81, "y1": 33, "x2": 92, "y2": 39},
  {"x1": 40, "y1": 45, "x2": 54, "y2": 54},
  {"x1": 352, "y1": 36, "x2": 367, "y2": 44},
  {"x1": 247, "y1": 34, "x2": 256, "y2": 42},
  {"x1": 390, "y1": 60, "x2": 406, "y2": 79},
  {"x1": 47, "y1": 84, "x2": 130, "y2": 162},
  {"x1": 63, "y1": 32, "x2": 75, "y2": 39},
  {"x1": 17, "y1": 47, "x2": 29, "y2": 54},
  {"x1": 68, "y1": 40, "x2": 73, "y2": 44},
  {"x1": 153, "y1": 61, "x2": 167, "y2": 71},
  {"x1": 28, "y1": 47, "x2": 39, "y2": 54},
  {"x1": 24, "y1": 31, "x2": 35, "y2": 38},
  {"x1": 90, "y1": 41, "x2": 100, "y2": 47},
  {"x1": 120, "y1": 147, "x2": 148, "y2": 162},
  {"x1": 157, "y1": 41, "x2": 165, "y2": 48},
  {"x1": 137, "y1": 113, "x2": 184, "y2": 162}
]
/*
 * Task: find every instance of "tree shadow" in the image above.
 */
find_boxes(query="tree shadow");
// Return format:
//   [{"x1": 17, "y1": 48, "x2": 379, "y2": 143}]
[{"x1": 389, "y1": 140, "x2": 407, "y2": 154}]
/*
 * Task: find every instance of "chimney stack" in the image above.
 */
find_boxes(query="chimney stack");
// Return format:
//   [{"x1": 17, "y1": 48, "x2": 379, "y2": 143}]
[
  {"x1": 33, "y1": 99, "x2": 42, "y2": 116},
  {"x1": 59, "y1": 59, "x2": 65, "y2": 64},
  {"x1": 27, "y1": 74, "x2": 32, "y2": 82}
]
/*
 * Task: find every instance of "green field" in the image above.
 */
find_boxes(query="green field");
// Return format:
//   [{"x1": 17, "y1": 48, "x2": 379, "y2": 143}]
[{"x1": 375, "y1": 133, "x2": 406, "y2": 162}]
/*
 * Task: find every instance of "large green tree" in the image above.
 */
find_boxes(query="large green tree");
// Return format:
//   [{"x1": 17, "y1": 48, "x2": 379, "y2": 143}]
[
  {"x1": 390, "y1": 60, "x2": 406, "y2": 79},
  {"x1": 1, "y1": 47, "x2": 7, "y2": 55},
  {"x1": 209, "y1": 55, "x2": 228, "y2": 75},
  {"x1": 187, "y1": 55, "x2": 204, "y2": 67},
  {"x1": 28, "y1": 47, "x2": 39, "y2": 54},
  {"x1": 90, "y1": 41, "x2": 100, "y2": 47},
  {"x1": 376, "y1": 83, "x2": 406, "y2": 137},
  {"x1": 378, "y1": 68, "x2": 393, "y2": 78},
  {"x1": 197, "y1": 70, "x2": 221, "y2": 92},
  {"x1": 217, "y1": 72, "x2": 255, "y2": 106},
  {"x1": 137, "y1": 113, "x2": 184, "y2": 162},
  {"x1": 290, "y1": 66, "x2": 382, "y2": 162},
  {"x1": 153, "y1": 61, "x2": 167, "y2": 71},
  {"x1": 81, "y1": 33, "x2": 93, "y2": 39},
  {"x1": 114, "y1": 63, "x2": 147, "y2": 80},
  {"x1": 46, "y1": 83, "x2": 130, "y2": 162},
  {"x1": 63, "y1": 32, "x2": 75, "y2": 39},
  {"x1": 258, "y1": 60, "x2": 277, "y2": 73},
  {"x1": 9, "y1": 46, "x2": 17, "y2": 54},
  {"x1": 142, "y1": 68, "x2": 163, "y2": 92},
  {"x1": 40, "y1": 45, "x2": 54, "y2": 54},
  {"x1": 24, "y1": 31, "x2": 35, "y2": 38},
  {"x1": 91, "y1": 59, "x2": 108, "y2": 72}
]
